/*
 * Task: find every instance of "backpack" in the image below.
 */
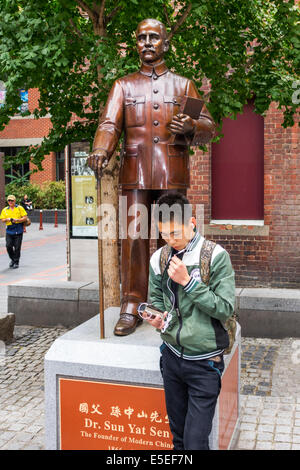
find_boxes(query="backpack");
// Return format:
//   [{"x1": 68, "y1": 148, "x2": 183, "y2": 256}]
[
  {"x1": 5, "y1": 205, "x2": 31, "y2": 227},
  {"x1": 159, "y1": 238, "x2": 237, "y2": 355}
]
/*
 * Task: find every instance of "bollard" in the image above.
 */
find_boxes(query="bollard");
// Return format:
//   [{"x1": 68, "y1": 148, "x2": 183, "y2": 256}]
[
  {"x1": 39, "y1": 210, "x2": 43, "y2": 230},
  {"x1": 54, "y1": 208, "x2": 58, "y2": 228}
]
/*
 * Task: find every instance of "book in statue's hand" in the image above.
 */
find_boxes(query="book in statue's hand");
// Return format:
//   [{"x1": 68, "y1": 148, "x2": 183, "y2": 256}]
[{"x1": 170, "y1": 96, "x2": 204, "y2": 145}]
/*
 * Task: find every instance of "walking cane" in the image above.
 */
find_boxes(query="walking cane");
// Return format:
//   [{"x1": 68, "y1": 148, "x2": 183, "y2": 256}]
[{"x1": 96, "y1": 170, "x2": 105, "y2": 339}]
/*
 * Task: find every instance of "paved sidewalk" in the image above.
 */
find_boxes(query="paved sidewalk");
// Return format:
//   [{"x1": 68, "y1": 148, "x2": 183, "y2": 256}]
[
  {"x1": 236, "y1": 337, "x2": 300, "y2": 450},
  {"x1": 0, "y1": 223, "x2": 67, "y2": 313}
]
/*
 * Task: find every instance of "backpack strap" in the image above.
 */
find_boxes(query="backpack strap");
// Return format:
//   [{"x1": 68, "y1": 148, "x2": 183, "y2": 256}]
[
  {"x1": 200, "y1": 239, "x2": 217, "y2": 285},
  {"x1": 159, "y1": 244, "x2": 172, "y2": 276}
]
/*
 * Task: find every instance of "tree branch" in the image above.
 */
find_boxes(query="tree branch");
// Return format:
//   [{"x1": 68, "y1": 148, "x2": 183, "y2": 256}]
[
  {"x1": 163, "y1": 5, "x2": 172, "y2": 29},
  {"x1": 168, "y1": 3, "x2": 193, "y2": 41},
  {"x1": 74, "y1": 0, "x2": 97, "y2": 21},
  {"x1": 105, "y1": 4, "x2": 122, "y2": 24},
  {"x1": 93, "y1": 1, "x2": 101, "y2": 15},
  {"x1": 99, "y1": 0, "x2": 106, "y2": 28},
  {"x1": 69, "y1": 18, "x2": 82, "y2": 37}
]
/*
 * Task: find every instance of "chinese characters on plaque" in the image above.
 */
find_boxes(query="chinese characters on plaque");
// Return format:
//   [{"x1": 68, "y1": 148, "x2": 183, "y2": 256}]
[{"x1": 59, "y1": 378, "x2": 173, "y2": 450}]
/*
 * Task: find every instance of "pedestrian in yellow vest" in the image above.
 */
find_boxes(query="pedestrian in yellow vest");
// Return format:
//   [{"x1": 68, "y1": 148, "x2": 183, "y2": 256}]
[{"x1": 0, "y1": 195, "x2": 27, "y2": 268}]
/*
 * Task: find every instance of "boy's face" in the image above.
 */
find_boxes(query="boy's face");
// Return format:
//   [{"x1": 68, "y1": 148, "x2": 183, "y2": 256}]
[{"x1": 158, "y1": 218, "x2": 195, "y2": 251}]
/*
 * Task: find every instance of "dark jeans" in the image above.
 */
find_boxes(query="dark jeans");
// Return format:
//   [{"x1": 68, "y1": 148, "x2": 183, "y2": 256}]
[
  {"x1": 160, "y1": 346, "x2": 224, "y2": 450},
  {"x1": 6, "y1": 232, "x2": 23, "y2": 263}
]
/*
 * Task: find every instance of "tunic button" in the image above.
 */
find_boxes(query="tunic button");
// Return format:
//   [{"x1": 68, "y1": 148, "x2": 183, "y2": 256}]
[
  {"x1": 153, "y1": 104, "x2": 159, "y2": 109},
  {"x1": 153, "y1": 75, "x2": 158, "y2": 80},
  {"x1": 153, "y1": 137, "x2": 159, "y2": 143},
  {"x1": 153, "y1": 89, "x2": 158, "y2": 94},
  {"x1": 133, "y1": 98, "x2": 136, "y2": 103},
  {"x1": 153, "y1": 120, "x2": 159, "y2": 126}
]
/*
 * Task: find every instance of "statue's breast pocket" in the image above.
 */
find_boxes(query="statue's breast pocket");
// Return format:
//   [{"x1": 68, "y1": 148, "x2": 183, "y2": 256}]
[
  {"x1": 124, "y1": 96, "x2": 146, "y2": 127},
  {"x1": 164, "y1": 96, "x2": 182, "y2": 125}
]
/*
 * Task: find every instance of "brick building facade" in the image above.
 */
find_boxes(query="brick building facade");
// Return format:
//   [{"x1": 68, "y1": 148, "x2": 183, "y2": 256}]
[
  {"x1": 0, "y1": 88, "x2": 56, "y2": 184},
  {"x1": 1, "y1": 87, "x2": 299, "y2": 288}
]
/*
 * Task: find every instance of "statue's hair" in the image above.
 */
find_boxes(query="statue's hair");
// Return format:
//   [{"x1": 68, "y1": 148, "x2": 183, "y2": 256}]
[{"x1": 136, "y1": 19, "x2": 168, "y2": 39}]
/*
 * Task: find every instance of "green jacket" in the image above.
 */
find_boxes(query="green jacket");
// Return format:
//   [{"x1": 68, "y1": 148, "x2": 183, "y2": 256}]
[{"x1": 148, "y1": 232, "x2": 236, "y2": 359}]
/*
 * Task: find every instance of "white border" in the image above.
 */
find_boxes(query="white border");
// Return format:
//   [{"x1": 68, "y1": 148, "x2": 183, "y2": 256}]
[{"x1": 210, "y1": 219, "x2": 264, "y2": 226}]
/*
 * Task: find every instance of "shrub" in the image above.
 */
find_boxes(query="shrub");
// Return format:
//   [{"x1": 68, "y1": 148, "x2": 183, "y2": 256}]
[
  {"x1": 37, "y1": 181, "x2": 66, "y2": 209},
  {"x1": 5, "y1": 181, "x2": 66, "y2": 209}
]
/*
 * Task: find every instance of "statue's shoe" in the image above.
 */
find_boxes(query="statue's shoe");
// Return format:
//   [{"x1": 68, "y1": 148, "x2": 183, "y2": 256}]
[{"x1": 113, "y1": 313, "x2": 143, "y2": 336}]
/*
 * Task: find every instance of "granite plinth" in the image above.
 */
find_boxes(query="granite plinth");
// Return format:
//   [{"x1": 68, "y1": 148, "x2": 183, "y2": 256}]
[{"x1": 44, "y1": 308, "x2": 241, "y2": 450}]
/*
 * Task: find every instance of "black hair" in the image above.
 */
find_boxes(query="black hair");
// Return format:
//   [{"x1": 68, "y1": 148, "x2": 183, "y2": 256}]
[{"x1": 154, "y1": 191, "x2": 192, "y2": 225}]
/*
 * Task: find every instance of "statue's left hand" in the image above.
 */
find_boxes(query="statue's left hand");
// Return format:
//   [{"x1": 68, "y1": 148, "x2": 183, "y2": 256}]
[{"x1": 169, "y1": 113, "x2": 195, "y2": 135}]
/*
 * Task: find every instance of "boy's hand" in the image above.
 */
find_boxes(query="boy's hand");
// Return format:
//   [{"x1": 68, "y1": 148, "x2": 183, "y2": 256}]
[
  {"x1": 143, "y1": 311, "x2": 168, "y2": 330},
  {"x1": 168, "y1": 255, "x2": 191, "y2": 286}
]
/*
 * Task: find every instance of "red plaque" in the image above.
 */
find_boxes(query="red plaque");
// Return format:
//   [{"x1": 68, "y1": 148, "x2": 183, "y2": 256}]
[{"x1": 58, "y1": 377, "x2": 173, "y2": 450}]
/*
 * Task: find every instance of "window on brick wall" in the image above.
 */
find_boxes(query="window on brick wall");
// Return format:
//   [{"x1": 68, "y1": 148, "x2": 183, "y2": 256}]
[
  {"x1": 56, "y1": 151, "x2": 65, "y2": 181},
  {"x1": 1, "y1": 147, "x2": 29, "y2": 184},
  {"x1": 211, "y1": 101, "x2": 264, "y2": 222}
]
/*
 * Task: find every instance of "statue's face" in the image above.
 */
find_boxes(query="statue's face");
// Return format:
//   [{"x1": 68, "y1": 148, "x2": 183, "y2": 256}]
[{"x1": 136, "y1": 20, "x2": 169, "y2": 64}]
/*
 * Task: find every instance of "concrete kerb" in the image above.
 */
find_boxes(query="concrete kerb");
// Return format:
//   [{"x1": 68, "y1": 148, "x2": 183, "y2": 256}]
[
  {"x1": 6, "y1": 282, "x2": 300, "y2": 338},
  {"x1": 238, "y1": 288, "x2": 300, "y2": 338},
  {"x1": 8, "y1": 280, "x2": 98, "y2": 328}
]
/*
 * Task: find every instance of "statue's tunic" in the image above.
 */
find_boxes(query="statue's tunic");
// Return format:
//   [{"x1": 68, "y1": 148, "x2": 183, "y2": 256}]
[{"x1": 94, "y1": 61, "x2": 215, "y2": 190}]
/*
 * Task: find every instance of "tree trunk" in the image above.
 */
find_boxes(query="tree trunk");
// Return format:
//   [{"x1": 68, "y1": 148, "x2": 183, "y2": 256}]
[
  {"x1": 75, "y1": 0, "x2": 121, "y2": 309},
  {"x1": 0, "y1": 153, "x2": 6, "y2": 238},
  {"x1": 100, "y1": 154, "x2": 120, "y2": 308}
]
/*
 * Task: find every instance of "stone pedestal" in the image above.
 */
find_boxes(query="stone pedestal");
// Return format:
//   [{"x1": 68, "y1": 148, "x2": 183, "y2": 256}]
[{"x1": 45, "y1": 308, "x2": 240, "y2": 450}]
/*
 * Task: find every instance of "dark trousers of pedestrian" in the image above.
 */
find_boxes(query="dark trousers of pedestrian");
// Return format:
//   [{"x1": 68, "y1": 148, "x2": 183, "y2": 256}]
[
  {"x1": 6, "y1": 233, "x2": 23, "y2": 264},
  {"x1": 160, "y1": 346, "x2": 224, "y2": 450}
]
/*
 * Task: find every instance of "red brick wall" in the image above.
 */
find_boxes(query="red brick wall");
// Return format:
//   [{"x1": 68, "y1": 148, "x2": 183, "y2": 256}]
[
  {"x1": 0, "y1": 88, "x2": 54, "y2": 185},
  {"x1": 30, "y1": 152, "x2": 56, "y2": 183},
  {"x1": 187, "y1": 104, "x2": 300, "y2": 288}
]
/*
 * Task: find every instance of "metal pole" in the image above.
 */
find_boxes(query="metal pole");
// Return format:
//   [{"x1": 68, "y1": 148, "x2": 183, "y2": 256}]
[
  {"x1": 54, "y1": 208, "x2": 58, "y2": 227},
  {"x1": 39, "y1": 210, "x2": 43, "y2": 230},
  {"x1": 65, "y1": 145, "x2": 71, "y2": 281},
  {"x1": 97, "y1": 176, "x2": 105, "y2": 339}
]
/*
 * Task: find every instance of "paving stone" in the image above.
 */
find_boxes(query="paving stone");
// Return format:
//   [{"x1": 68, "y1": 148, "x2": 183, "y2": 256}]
[
  {"x1": 240, "y1": 422, "x2": 257, "y2": 431},
  {"x1": 235, "y1": 440, "x2": 255, "y2": 450},
  {"x1": 12, "y1": 432, "x2": 34, "y2": 443},
  {"x1": 273, "y1": 443, "x2": 291, "y2": 450},
  {"x1": 257, "y1": 424, "x2": 275, "y2": 433},
  {"x1": 274, "y1": 433, "x2": 292, "y2": 442},
  {"x1": 257, "y1": 432, "x2": 274, "y2": 442},
  {"x1": 276, "y1": 425, "x2": 293, "y2": 434},
  {"x1": 255, "y1": 441, "x2": 272, "y2": 450}
]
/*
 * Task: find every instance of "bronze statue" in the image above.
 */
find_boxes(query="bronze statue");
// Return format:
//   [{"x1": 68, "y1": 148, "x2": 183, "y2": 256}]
[{"x1": 88, "y1": 18, "x2": 215, "y2": 336}]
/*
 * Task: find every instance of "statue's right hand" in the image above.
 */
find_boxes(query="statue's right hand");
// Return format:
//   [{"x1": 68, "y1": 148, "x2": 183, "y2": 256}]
[{"x1": 87, "y1": 150, "x2": 109, "y2": 178}]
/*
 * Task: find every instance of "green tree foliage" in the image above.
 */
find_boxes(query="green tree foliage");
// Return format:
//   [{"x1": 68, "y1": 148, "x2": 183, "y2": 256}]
[
  {"x1": 5, "y1": 180, "x2": 66, "y2": 209},
  {"x1": 0, "y1": 0, "x2": 299, "y2": 169}
]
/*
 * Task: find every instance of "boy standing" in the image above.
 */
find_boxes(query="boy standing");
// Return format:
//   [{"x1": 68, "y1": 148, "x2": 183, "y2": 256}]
[{"x1": 144, "y1": 192, "x2": 235, "y2": 450}]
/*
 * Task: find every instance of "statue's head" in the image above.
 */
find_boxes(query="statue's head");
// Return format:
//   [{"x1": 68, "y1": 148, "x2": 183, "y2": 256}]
[{"x1": 136, "y1": 19, "x2": 169, "y2": 64}]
